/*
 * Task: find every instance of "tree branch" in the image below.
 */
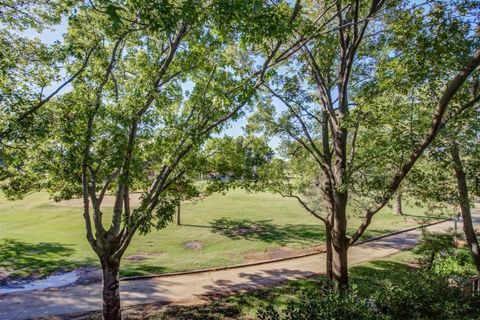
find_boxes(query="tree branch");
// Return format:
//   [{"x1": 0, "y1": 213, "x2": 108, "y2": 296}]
[{"x1": 349, "y1": 48, "x2": 480, "y2": 246}]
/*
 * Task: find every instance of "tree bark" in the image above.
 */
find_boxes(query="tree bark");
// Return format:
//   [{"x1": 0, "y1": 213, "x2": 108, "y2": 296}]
[
  {"x1": 394, "y1": 192, "x2": 403, "y2": 215},
  {"x1": 101, "y1": 259, "x2": 121, "y2": 320},
  {"x1": 176, "y1": 202, "x2": 181, "y2": 225},
  {"x1": 332, "y1": 194, "x2": 349, "y2": 292},
  {"x1": 325, "y1": 222, "x2": 333, "y2": 280},
  {"x1": 450, "y1": 143, "x2": 480, "y2": 273}
]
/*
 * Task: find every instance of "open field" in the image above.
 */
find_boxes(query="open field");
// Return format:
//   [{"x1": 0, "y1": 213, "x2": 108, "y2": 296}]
[{"x1": 0, "y1": 189, "x2": 448, "y2": 279}]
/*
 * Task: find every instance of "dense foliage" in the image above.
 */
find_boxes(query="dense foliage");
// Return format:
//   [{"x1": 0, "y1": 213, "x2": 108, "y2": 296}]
[{"x1": 1, "y1": 0, "x2": 479, "y2": 318}]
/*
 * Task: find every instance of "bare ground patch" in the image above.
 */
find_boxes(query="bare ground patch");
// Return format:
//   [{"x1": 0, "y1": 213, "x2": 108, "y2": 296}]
[
  {"x1": 184, "y1": 241, "x2": 202, "y2": 250},
  {"x1": 53, "y1": 193, "x2": 143, "y2": 208},
  {"x1": 125, "y1": 251, "x2": 164, "y2": 261}
]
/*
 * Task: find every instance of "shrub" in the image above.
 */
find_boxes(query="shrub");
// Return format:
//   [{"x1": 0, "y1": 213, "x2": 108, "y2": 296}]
[
  {"x1": 414, "y1": 229, "x2": 455, "y2": 268},
  {"x1": 431, "y1": 247, "x2": 478, "y2": 279},
  {"x1": 373, "y1": 271, "x2": 480, "y2": 320},
  {"x1": 256, "y1": 284, "x2": 383, "y2": 320}
]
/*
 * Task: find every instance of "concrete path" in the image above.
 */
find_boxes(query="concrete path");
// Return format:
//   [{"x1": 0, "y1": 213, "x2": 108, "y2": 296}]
[{"x1": 0, "y1": 216, "x2": 471, "y2": 320}]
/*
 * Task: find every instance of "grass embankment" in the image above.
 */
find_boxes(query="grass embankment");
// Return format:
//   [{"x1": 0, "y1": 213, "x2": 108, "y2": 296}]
[{"x1": 0, "y1": 189, "x2": 447, "y2": 278}]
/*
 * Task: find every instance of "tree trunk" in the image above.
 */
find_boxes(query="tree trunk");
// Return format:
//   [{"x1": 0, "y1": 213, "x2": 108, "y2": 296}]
[
  {"x1": 394, "y1": 192, "x2": 403, "y2": 215},
  {"x1": 176, "y1": 202, "x2": 181, "y2": 225},
  {"x1": 451, "y1": 144, "x2": 480, "y2": 273},
  {"x1": 101, "y1": 259, "x2": 121, "y2": 320},
  {"x1": 325, "y1": 222, "x2": 333, "y2": 281},
  {"x1": 332, "y1": 194, "x2": 349, "y2": 292}
]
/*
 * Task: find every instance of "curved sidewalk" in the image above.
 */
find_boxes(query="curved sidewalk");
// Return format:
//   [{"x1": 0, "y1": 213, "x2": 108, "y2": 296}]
[{"x1": 0, "y1": 218, "x2": 462, "y2": 320}]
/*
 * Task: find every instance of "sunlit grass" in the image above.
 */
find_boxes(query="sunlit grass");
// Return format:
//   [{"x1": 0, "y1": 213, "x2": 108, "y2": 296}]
[{"x1": 0, "y1": 189, "x2": 446, "y2": 278}]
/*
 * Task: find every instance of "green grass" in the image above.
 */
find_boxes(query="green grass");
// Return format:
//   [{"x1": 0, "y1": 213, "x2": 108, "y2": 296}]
[{"x1": 0, "y1": 189, "x2": 447, "y2": 278}]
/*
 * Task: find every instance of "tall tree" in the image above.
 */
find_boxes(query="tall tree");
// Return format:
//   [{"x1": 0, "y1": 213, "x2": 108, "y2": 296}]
[
  {"x1": 0, "y1": 1, "x2": 307, "y2": 319},
  {"x1": 249, "y1": 0, "x2": 480, "y2": 290}
]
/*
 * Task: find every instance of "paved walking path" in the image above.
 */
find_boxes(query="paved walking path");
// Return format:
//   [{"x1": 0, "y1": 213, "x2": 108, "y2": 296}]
[{"x1": 0, "y1": 216, "x2": 473, "y2": 320}]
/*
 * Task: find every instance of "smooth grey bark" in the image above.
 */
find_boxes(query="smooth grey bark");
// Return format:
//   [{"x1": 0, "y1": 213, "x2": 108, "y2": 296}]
[{"x1": 450, "y1": 143, "x2": 480, "y2": 273}]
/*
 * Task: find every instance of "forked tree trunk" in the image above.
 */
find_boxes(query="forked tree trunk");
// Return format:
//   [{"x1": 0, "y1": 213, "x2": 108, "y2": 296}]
[
  {"x1": 451, "y1": 144, "x2": 480, "y2": 273},
  {"x1": 101, "y1": 259, "x2": 121, "y2": 320},
  {"x1": 394, "y1": 192, "x2": 403, "y2": 215}
]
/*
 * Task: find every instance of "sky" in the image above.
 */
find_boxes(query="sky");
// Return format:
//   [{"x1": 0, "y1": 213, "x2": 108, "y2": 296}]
[{"x1": 24, "y1": 19, "x2": 281, "y2": 148}]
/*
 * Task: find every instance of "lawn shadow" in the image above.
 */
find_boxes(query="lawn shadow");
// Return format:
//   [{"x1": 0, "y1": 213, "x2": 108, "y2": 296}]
[
  {"x1": 0, "y1": 238, "x2": 83, "y2": 280},
  {"x1": 209, "y1": 218, "x2": 325, "y2": 246},
  {"x1": 349, "y1": 259, "x2": 416, "y2": 296}
]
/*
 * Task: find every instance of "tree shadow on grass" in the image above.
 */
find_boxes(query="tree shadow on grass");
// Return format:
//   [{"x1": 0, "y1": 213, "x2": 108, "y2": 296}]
[
  {"x1": 209, "y1": 218, "x2": 325, "y2": 246},
  {"x1": 349, "y1": 260, "x2": 416, "y2": 296},
  {"x1": 0, "y1": 238, "x2": 82, "y2": 280}
]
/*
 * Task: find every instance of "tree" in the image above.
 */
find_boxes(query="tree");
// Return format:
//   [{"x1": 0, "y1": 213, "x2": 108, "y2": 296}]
[
  {"x1": 0, "y1": 1, "x2": 306, "y2": 319},
  {"x1": 0, "y1": 1, "x2": 97, "y2": 144},
  {"x1": 203, "y1": 135, "x2": 273, "y2": 180},
  {"x1": 249, "y1": 0, "x2": 480, "y2": 290},
  {"x1": 406, "y1": 83, "x2": 480, "y2": 273},
  {"x1": 393, "y1": 192, "x2": 403, "y2": 215}
]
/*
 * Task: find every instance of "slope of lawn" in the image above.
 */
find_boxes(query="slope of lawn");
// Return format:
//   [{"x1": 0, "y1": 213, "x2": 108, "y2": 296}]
[{"x1": 0, "y1": 189, "x2": 448, "y2": 278}]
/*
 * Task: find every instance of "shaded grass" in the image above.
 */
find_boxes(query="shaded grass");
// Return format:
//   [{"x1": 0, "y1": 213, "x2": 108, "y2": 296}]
[
  {"x1": 0, "y1": 239, "x2": 85, "y2": 279},
  {"x1": 0, "y1": 189, "x2": 446, "y2": 279}
]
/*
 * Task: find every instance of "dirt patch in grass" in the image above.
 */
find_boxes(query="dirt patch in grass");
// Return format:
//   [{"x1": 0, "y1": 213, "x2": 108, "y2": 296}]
[
  {"x1": 244, "y1": 245, "x2": 325, "y2": 261},
  {"x1": 184, "y1": 241, "x2": 202, "y2": 250},
  {"x1": 125, "y1": 255, "x2": 148, "y2": 261},
  {"x1": 230, "y1": 224, "x2": 264, "y2": 236},
  {"x1": 125, "y1": 251, "x2": 164, "y2": 261},
  {"x1": 55, "y1": 194, "x2": 142, "y2": 208}
]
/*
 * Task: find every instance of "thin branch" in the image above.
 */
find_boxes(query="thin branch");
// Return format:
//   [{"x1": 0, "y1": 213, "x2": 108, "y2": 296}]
[
  {"x1": 277, "y1": 190, "x2": 326, "y2": 223},
  {"x1": 4, "y1": 41, "x2": 99, "y2": 130}
]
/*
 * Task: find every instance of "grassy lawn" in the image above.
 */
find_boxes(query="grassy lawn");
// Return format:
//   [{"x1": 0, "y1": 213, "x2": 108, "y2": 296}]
[{"x1": 0, "y1": 189, "x2": 448, "y2": 279}]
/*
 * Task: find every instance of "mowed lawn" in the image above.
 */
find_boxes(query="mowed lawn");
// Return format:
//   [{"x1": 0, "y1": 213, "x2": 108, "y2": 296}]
[{"x1": 0, "y1": 189, "x2": 447, "y2": 278}]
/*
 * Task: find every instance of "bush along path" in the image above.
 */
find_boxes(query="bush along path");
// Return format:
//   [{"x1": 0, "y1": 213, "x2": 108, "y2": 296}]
[{"x1": 0, "y1": 216, "x2": 468, "y2": 320}]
